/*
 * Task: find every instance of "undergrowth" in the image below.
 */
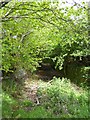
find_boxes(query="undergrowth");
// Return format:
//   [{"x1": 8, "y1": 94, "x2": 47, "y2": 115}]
[
  {"x1": 37, "y1": 77, "x2": 89, "y2": 118},
  {"x1": 2, "y1": 77, "x2": 89, "y2": 118}
]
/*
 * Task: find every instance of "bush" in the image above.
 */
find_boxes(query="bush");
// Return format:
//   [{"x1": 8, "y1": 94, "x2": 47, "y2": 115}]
[{"x1": 37, "y1": 77, "x2": 89, "y2": 118}]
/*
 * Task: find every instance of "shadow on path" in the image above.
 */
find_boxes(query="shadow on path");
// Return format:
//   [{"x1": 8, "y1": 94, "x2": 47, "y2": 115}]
[{"x1": 36, "y1": 63, "x2": 63, "y2": 81}]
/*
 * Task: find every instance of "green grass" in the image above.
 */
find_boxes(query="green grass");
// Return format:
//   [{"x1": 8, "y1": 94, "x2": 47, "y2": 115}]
[
  {"x1": 2, "y1": 79, "x2": 53, "y2": 118},
  {"x1": 2, "y1": 91, "x2": 53, "y2": 118},
  {"x1": 2, "y1": 77, "x2": 89, "y2": 118}
]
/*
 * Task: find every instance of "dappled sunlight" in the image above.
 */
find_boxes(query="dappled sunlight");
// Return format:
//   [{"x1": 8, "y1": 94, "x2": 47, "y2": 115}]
[{"x1": 1, "y1": 0, "x2": 89, "y2": 118}]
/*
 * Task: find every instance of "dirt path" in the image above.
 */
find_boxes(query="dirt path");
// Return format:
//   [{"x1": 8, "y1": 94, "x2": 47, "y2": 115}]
[
  {"x1": 22, "y1": 79, "x2": 39, "y2": 103},
  {"x1": 22, "y1": 63, "x2": 63, "y2": 103}
]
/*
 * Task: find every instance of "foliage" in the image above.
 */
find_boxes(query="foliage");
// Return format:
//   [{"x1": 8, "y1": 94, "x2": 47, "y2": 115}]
[
  {"x1": 2, "y1": 91, "x2": 53, "y2": 118},
  {"x1": 2, "y1": 76, "x2": 89, "y2": 118},
  {"x1": 37, "y1": 77, "x2": 89, "y2": 118},
  {"x1": 64, "y1": 64, "x2": 90, "y2": 85},
  {"x1": 1, "y1": 1, "x2": 89, "y2": 118},
  {"x1": 1, "y1": 1, "x2": 89, "y2": 73}
]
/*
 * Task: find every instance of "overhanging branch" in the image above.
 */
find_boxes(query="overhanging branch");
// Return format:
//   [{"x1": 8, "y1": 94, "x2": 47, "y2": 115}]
[{"x1": 0, "y1": 0, "x2": 11, "y2": 8}]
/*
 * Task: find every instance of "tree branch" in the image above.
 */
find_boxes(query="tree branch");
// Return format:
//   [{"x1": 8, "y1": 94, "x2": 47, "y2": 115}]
[
  {"x1": 20, "y1": 31, "x2": 33, "y2": 43},
  {"x1": 0, "y1": 0, "x2": 11, "y2": 8}
]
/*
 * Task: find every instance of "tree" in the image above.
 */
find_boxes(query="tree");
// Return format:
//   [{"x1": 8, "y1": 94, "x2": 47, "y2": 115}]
[{"x1": 1, "y1": 1, "x2": 89, "y2": 73}]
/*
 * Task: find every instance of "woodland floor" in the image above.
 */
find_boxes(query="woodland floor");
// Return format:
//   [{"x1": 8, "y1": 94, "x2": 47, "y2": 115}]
[
  {"x1": 21, "y1": 63, "x2": 80, "y2": 106},
  {"x1": 22, "y1": 63, "x2": 63, "y2": 104},
  {"x1": 2, "y1": 63, "x2": 89, "y2": 118}
]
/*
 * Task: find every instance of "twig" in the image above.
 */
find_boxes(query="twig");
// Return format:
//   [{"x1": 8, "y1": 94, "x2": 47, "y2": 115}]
[{"x1": 20, "y1": 31, "x2": 33, "y2": 43}]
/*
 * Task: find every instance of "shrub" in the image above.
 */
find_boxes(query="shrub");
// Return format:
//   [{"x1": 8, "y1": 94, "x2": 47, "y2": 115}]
[{"x1": 37, "y1": 77, "x2": 89, "y2": 118}]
